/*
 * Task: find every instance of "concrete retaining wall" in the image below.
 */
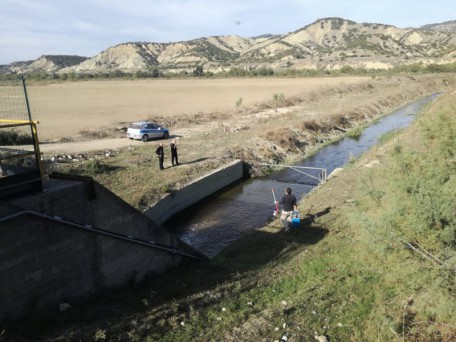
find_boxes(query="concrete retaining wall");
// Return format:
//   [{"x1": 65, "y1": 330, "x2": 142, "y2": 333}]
[
  {"x1": 0, "y1": 160, "x2": 244, "y2": 320},
  {"x1": 145, "y1": 159, "x2": 244, "y2": 224},
  {"x1": 0, "y1": 178, "x2": 201, "y2": 320}
]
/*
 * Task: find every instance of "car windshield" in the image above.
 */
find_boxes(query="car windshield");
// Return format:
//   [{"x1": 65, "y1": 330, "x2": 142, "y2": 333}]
[{"x1": 130, "y1": 123, "x2": 142, "y2": 129}]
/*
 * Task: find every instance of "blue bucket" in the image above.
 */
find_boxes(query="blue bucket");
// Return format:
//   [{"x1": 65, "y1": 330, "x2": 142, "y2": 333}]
[{"x1": 291, "y1": 212, "x2": 300, "y2": 228}]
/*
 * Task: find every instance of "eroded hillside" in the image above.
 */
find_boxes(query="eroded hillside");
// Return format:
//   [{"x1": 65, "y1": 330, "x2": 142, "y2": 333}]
[{"x1": 3, "y1": 17, "x2": 456, "y2": 75}]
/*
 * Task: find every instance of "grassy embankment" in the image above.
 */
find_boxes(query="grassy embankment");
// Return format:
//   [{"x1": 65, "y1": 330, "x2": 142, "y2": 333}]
[
  {"x1": 7, "y1": 82, "x2": 456, "y2": 341},
  {"x1": 104, "y1": 87, "x2": 456, "y2": 341},
  {"x1": 125, "y1": 91, "x2": 456, "y2": 341}
]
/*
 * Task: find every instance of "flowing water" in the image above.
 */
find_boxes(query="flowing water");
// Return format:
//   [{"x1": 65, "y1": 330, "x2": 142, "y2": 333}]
[{"x1": 164, "y1": 95, "x2": 439, "y2": 258}]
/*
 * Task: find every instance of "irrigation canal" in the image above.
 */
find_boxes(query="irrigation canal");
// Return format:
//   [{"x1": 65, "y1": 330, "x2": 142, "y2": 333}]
[{"x1": 164, "y1": 94, "x2": 439, "y2": 258}]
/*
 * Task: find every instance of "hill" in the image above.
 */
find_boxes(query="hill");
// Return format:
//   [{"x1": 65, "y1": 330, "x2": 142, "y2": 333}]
[
  {"x1": 2, "y1": 55, "x2": 88, "y2": 74},
  {"x1": 2, "y1": 17, "x2": 456, "y2": 75},
  {"x1": 420, "y1": 20, "x2": 456, "y2": 32}
]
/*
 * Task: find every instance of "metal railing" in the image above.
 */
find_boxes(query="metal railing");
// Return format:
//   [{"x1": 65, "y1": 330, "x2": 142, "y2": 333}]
[{"x1": 262, "y1": 163, "x2": 327, "y2": 184}]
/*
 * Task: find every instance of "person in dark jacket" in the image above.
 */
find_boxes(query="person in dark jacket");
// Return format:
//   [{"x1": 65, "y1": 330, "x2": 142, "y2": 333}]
[
  {"x1": 170, "y1": 139, "x2": 179, "y2": 166},
  {"x1": 276, "y1": 187, "x2": 297, "y2": 232},
  {"x1": 156, "y1": 142, "x2": 164, "y2": 170}
]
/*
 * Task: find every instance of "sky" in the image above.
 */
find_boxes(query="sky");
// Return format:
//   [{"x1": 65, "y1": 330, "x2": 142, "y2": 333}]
[{"x1": 1, "y1": 0, "x2": 454, "y2": 64}]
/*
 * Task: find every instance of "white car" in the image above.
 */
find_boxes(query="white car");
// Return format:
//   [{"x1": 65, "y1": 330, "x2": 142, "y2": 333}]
[{"x1": 127, "y1": 121, "x2": 170, "y2": 142}]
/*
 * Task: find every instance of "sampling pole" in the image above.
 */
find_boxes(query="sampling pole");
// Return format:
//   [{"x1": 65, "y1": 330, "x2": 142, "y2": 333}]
[{"x1": 271, "y1": 187, "x2": 279, "y2": 216}]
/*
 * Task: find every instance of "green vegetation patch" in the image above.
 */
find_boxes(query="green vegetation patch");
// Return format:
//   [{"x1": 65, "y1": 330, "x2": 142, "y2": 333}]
[{"x1": 348, "y1": 93, "x2": 456, "y2": 340}]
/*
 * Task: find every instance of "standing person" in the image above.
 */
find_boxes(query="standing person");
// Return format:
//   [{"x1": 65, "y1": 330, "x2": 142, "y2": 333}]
[
  {"x1": 276, "y1": 187, "x2": 297, "y2": 232},
  {"x1": 170, "y1": 139, "x2": 179, "y2": 166},
  {"x1": 156, "y1": 142, "x2": 164, "y2": 170}
]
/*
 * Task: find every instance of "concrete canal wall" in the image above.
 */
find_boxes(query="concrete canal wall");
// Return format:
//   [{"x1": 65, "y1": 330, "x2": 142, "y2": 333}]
[{"x1": 145, "y1": 159, "x2": 244, "y2": 225}]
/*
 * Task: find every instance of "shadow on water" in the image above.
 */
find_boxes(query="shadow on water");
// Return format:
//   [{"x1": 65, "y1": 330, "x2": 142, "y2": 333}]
[{"x1": 164, "y1": 94, "x2": 439, "y2": 258}]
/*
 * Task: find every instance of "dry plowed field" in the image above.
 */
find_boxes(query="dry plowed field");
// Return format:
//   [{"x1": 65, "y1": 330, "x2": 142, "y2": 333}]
[{"x1": 28, "y1": 77, "x2": 368, "y2": 142}]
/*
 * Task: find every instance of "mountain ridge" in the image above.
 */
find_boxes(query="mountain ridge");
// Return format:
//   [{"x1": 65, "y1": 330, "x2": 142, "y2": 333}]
[
  {"x1": 2, "y1": 17, "x2": 456, "y2": 75},
  {"x1": 420, "y1": 20, "x2": 456, "y2": 32}
]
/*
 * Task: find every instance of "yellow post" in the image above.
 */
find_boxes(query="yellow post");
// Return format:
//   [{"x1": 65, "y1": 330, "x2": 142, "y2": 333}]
[
  {"x1": 0, "y1": 119, "x2": 43, "y2": 178},
  {"x1": 31, "y1": 122, "x2": 44, "y2": 177}
]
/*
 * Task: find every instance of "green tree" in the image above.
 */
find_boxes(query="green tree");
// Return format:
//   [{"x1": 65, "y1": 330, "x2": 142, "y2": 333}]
[
  {"x1": 193, "y1": 65, "x2": 204, "y2": 77},
  {"x1": 340, "y1": 65, "x2": 355, "y2": 74},
  {"x1": 151, "y1": 67, "x2": 160, "y2": 78}
]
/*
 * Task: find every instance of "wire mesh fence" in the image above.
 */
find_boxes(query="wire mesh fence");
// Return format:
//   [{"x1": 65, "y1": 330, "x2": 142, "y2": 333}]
[{"x1": 0, "y1": 77, "x2": 43, "y2": 196}]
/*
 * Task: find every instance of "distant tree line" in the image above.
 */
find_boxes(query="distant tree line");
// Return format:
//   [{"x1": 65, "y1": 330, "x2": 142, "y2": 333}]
[{"x1": 1, "y1": 62, "x2": 455, "y2": 82}]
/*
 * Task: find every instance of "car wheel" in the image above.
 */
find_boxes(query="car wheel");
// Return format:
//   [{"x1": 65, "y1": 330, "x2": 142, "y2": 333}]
[
  {"x1": 142, "y1": 135, "x2": 149, "y2": 142},
  {"x1": 163, "y1": 132, "x2": 169, "y2": 139}
]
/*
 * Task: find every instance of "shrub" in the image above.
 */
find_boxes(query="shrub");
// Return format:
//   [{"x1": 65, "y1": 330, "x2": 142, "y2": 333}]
[
  {"x1": 302, "y1": 120, "x2": 322, "y2": 132},
  {"x1": 0, "y1": 130, "x2": 34, "y2": 145},
  {"x1": 264, "y1": 128, "x2": 302, "y2": 151},
  {"x1": 235, "y1": 97, "x2": 243, "y2": 109},
  {"x1": 84, "y1": 159, "x2": 111, "y2": 175},
  {"x1": 346, "y1": 126, "x2": 363, "y2": 139}
]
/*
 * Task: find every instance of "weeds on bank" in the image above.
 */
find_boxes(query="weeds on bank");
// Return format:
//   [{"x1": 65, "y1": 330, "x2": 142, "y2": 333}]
[
  {"x1": 83, "y1": 159, "x2": 115, "y2": 175},
  {"x1": 377, "y1": 129, "x2": 401, "y2": 145},
  {"x1": 346, "y1": 126, "x2": 363, "y2": 139},
  {"x1": 349, "y1": 93, "x2": 456, "y2": 340}
]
